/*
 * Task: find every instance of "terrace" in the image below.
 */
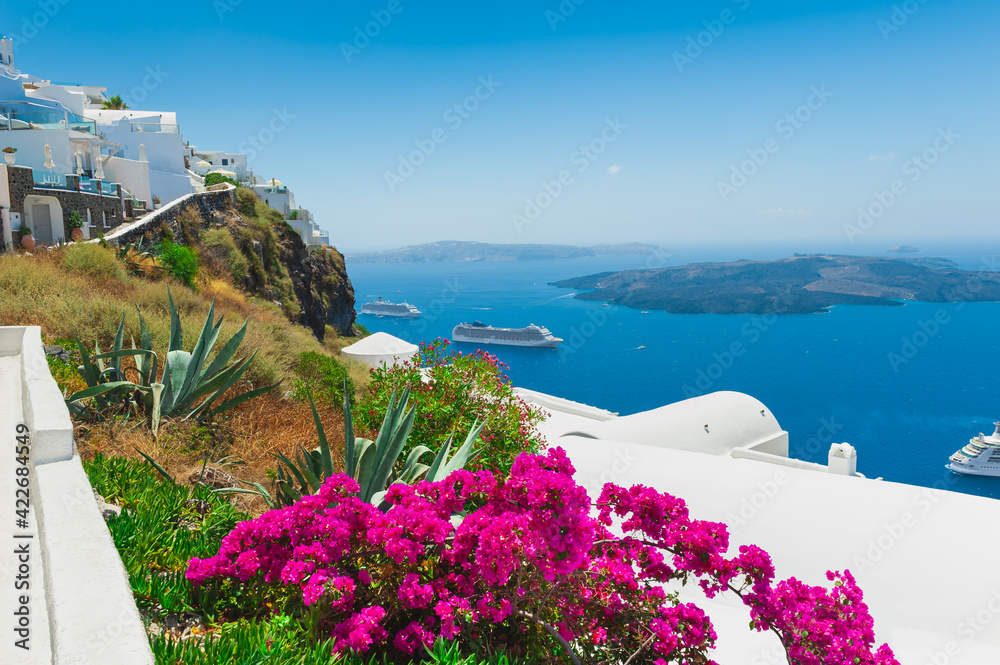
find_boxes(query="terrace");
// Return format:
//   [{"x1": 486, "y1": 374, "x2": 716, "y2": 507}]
[{"x1": 0, "y1": 102, "x2": 96, "y2": 134}]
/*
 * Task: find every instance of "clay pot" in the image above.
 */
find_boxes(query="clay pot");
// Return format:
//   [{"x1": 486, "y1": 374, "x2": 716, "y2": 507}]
[
  {"x1": 71, "y1": 227, "x2": 84, "y2": 241},
  {"x1": 20, "y1": 234, "x2": 35, "y2": 251}
]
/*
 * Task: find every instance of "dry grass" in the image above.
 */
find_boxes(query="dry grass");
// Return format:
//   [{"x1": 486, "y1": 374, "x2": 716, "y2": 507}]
[
  {"x1": 77, "y1": 391, "x2": 348, "y2": 515},
  {"x1": 0, "y1": 245, "x2": 325, "y2": 387}
]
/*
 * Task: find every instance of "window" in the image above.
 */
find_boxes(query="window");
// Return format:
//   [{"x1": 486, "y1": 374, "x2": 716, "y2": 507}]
[{"x1": 222, "y1": 158, "x2": 229, "y2": 166}]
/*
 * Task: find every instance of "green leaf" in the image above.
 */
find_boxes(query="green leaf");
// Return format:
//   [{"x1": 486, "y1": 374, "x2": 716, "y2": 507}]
[
  {"x1": 307, "y1": 390, "x2": 333, "y2": 479},
  {"x1": 343, "y1": 375, "x2": 356, "y2": 476},
  {"x1": 131, "y1": 446, "x2": 175, "y2": 484},
  {"x1": 167, "y1": 288, "x2": 183, "y2": 352},
  {"x1": 111, "y1": 313, "x2": 126, "y2": 375}
]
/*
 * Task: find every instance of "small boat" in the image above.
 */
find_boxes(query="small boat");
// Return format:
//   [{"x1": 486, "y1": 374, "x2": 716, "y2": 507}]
[
  {"x1": 640, "y1": 311, "x2": 650, "y2": 314},
  {"x1": 947, "y1": 422, "x2": 1000, "y2": 476},
  {"x1": 452, "y1": 321, "x2": 561, "y2": 348},
  {"x1": 637, "y1": 345, "x2": 646, "y2": 350}
]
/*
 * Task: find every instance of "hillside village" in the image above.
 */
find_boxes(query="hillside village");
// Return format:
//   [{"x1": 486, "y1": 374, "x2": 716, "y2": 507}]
[{"x1": 0, "y1": 35, "x2": 328, "y2": 250}]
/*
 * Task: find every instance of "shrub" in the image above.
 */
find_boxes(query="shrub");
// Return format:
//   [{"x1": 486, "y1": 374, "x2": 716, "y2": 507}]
[
  {"x1": 61, "y1": 243, "x2": 128, "y2": 282},
  {"x1": 202, "y1": 227, "x2": 249, "y2": 286},
  {"x1": 235, "y1": 186, "x2": 258, "y2": 218},
  {"x1": 188, "y1": 448, "x2": 899, "y2": 663},
  {"x1": 357, "y1": 339, "x2": 544, "y2": 474},
  {"x1": 204, "y1": 173, "x2": 237, "y2": 188},
  {"x1": 291, "y1": 352, "x2": 354, "y2": 406},
  {"x1": 158, "y1": 240, "x2": 200, "y2": 288}
]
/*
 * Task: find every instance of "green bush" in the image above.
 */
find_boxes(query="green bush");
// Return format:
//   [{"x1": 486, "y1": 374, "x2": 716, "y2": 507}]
[
  {"x1": 235, "y1": 186, "x2": 257, "y2": 218},
  {"x1": 202, "y1": 227, "x2": 248, "y2": 286},
  {"x1": 61, "y1": 243, "x2": 128, "y2": 282},
  {"x1": 83, "y1": 455, "x2": 251, "y2": 626},
  {"x1": 356, "y1": 340, "x2": 545, "y2": 473},
  {"x1": 158, "y1": 240, "x2": 200, "y2": 288},
  {"x1": 204, "y1": 173, "x2": 237, "y2": 188},
  {"x1": 292, "y1": 351, "x2": 354, "y2": 406}
]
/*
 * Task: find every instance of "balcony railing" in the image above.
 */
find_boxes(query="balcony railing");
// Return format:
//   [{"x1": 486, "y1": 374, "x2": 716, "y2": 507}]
[
  {"x1": 34, "y1": 173, "x2": 69, "y2": 189},
  {"x1": 131, "y1": 123, "x2": 179, "y2": 134},
  {"x1": 0, "y1": 105, "x2": 96, "y2": 134},
  {"x1": 100, "y1": 181, "x2": 118, "y2": 196}
]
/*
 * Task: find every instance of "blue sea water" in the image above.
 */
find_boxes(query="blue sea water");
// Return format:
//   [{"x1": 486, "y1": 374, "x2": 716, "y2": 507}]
[{"x1": 346, "y1": 255, "x2": 1000, "y2": 501}]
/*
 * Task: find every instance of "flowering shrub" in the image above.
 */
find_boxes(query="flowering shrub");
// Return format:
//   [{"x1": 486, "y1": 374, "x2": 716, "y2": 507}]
[
  {"x1": 356, "y1": 339, "x2": 545, "y2": 473},
  {"x1": 188, "y1": 448, "x2": 898, "y2": 664}
]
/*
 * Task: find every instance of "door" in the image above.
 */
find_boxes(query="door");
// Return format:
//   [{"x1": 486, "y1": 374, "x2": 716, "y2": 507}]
[{"x1": 31, "y1": 204, "x2": 53, "y2": 244}]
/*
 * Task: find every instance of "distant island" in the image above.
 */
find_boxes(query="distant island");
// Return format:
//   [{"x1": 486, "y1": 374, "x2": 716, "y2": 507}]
[
  {"x1": 347, "y1": 241, "x2": 664, "y2": 264},
  {"x1": 887, "y1": 245, "x2": 920, "y2": 254},
  {"x1": 552, "y1": 255, "x2": 1000, "y2": 314}
]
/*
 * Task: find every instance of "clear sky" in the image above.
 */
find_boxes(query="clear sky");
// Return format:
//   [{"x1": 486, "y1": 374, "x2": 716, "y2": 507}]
[{"x1": 4, "y1": 0, "x2": 997, "y2": 254}]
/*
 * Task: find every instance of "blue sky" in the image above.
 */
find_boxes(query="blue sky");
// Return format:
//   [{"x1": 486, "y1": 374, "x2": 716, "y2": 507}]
[{"x1": 4, "y1": 0, "x2": 997, "y2": 254}]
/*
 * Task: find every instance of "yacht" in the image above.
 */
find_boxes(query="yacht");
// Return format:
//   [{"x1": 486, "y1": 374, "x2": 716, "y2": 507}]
[
  {"x1": 947, "y1": 422, "x2": 1000, "y2": 476},
  {"x1": 359, "y1": 298, "x2": 420, "y2": 318},
  {"x1": 452, "y1": 321, "x2": 562, "y2": 348}
]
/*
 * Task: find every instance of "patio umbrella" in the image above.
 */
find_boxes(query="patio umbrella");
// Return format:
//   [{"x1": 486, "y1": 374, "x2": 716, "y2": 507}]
[
  {"x1": 210, "y1": 169, "x2": 237, "y2": 177},
  {"x1": 43, "y1": 143, "x2": 55, "y2": 175},
  {"x1": 193, "y1": 159, "x2": 211, "y2": 170},
  {"x1": 139, "y1": 143, "x2": 147, "y2": 163},
  {"x1": 74, "y1": 150, "x2": 83, "y2": 175},
  {"x1": 269, "y1": 178, "x2": 283, "y2": 187}
]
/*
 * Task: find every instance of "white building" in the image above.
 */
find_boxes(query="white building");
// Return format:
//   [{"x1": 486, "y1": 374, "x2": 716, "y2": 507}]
[
  {"x1": 186, "y1": 146, "x2": 250, "y2": 181},
  {"x1": 1, "y1": 35, "x2": 191, "y2": 209},
  {"x1": 516, "y1": 388, "x2": 1000, "y2": 664}
]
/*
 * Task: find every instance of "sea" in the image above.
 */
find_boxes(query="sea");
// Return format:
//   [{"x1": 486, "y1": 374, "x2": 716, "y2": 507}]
[{"x1": 346, "y1": 250, "x2": 1000, "y2": 501}]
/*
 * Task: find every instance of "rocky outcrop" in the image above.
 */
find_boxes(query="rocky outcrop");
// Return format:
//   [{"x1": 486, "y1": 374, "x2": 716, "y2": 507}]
[{"x1": 274, "y1": 221, "x2": 357, "y2": 340}]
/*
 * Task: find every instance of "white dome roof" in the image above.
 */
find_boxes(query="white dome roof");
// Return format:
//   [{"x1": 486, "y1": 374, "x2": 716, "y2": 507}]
[
  {"x1": 558, "y1": 391, "x2": 787, "y2": 456},
  {"x1": 341, "y1": 332, "x2": 418, "y2": 369}
]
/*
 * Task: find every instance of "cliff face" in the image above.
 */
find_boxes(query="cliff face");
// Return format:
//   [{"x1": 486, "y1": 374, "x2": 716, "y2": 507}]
[{"x1": 273, "y1": 222, "x2": 358, "y2": 340}]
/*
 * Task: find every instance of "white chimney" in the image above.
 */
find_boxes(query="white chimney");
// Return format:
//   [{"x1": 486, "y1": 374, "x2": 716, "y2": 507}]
[{"x1": 828, "y1": 442, "x2": 858, "y2": 476}]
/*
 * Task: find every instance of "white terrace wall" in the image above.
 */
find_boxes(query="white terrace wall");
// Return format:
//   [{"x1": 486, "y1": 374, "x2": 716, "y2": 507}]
[{"x1": 0, "y1": 326, "x2": 153, "y2": 664}]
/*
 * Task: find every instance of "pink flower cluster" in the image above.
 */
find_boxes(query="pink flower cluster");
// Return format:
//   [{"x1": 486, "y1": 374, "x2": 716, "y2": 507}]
[{"x1": 187, "y1": 449, "x2": 898, "y2": 663}]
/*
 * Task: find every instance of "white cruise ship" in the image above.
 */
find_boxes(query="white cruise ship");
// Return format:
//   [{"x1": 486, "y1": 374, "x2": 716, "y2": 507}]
[
  {"x1": 947, "y1": 422, "x2": 1000, "y2": 476},
  {"x1": 452, "y1": 321, "x2": 562, "y2": 348},
  {"x1": 359, "y1": 298, "x2": 420, "y2": 318}
]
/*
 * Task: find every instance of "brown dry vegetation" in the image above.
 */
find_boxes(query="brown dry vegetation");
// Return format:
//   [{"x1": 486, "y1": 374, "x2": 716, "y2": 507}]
[{"x1": 76, "y1": 391, "x2": 349, "y2": 515}]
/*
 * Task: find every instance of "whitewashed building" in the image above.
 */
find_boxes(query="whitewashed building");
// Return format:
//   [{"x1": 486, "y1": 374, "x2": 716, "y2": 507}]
[{"x1": 517, "y1": 388, "x2": 1000, "y2": 664}]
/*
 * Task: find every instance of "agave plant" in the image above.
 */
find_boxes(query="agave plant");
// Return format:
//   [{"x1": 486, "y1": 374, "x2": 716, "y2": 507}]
[
  {"x1": 66, "y1": 290, "x2": 276, "y2": 434},
  {"x1": 270, "y1": 379, "x2": 482, "y2": 509}
]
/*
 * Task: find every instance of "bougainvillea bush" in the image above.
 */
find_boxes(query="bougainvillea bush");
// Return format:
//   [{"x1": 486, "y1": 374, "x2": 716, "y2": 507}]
[
  {"x1": 355, "y1": 339, "x2": 545, "y2": 473},
  {"x1": 188, "y1": 448, "x2": 898, "y2": 664}
]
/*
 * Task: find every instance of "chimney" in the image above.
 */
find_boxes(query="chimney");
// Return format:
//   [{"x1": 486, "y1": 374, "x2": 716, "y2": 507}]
[{"x1": 828, "y1": 442, "x2": 858, "y2": 476}]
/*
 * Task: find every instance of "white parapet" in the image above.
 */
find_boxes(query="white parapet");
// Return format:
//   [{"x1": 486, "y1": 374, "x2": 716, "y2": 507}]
[{"x1": 0, "y1": 326, "x2": 153, "y2": 664}]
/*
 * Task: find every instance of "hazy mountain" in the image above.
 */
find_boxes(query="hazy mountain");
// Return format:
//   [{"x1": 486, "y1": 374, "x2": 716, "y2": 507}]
[{"x1": 346, "y1": 241, "x2": 663, "y2": 264}]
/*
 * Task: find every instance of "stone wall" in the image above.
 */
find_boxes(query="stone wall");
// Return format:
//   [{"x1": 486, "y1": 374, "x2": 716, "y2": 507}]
[
  {"x1": 5, "y1": 165, "x2": 125, "y2": 240},
  {"x1": 106, "y1": 186, "x2": 236, "y2": 247}
]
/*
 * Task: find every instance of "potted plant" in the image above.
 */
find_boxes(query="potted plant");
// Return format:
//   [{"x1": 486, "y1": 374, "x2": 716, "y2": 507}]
[
  {"x1": 17, "y1": 223, "x2": 34, "y2": 251},
  {"x1": 152, "y1": 194, "x2": 162, "y2": 209},
  {"x1": 67, "y1": 210, "x2": 85, "y2": 241},
  {"x1": 2, "y1": 146, "x2": 16, "y2": 165}
]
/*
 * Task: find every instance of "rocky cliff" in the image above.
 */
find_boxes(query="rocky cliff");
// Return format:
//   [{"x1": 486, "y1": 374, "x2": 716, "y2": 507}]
[{"x1": 273, "y1": 221, "x2": 357, "y2": 340}]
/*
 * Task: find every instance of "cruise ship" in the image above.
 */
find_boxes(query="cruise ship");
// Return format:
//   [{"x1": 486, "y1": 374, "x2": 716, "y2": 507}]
[
  {"x1": 359, "y1": 298, "x2": 420, "y2": 318},
  {"x1": 947, "y1": 422, "x2": 1000, "y2": 476},
  {"x1": 452, "y1": 321, "x2": 562, "y2": 348}
]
